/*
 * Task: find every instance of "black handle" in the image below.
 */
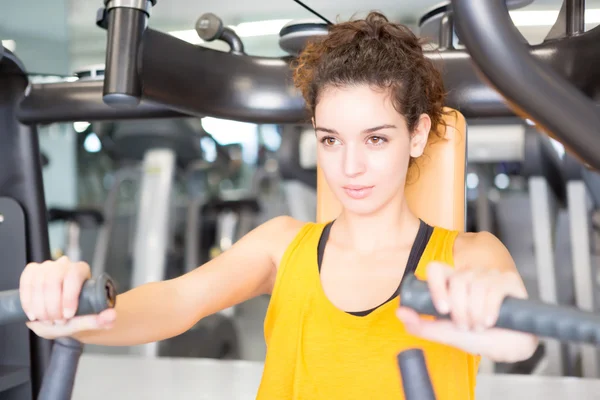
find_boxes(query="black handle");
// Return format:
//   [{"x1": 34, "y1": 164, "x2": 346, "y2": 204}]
[
  {"x1": 103, "y1": 1, "x2": 155, "y2": 107},
  {"x1": 37, "y1": 337, "x2": 83, "y2": 400},
  {"x1": 0, "y1": 274, "x2": 117, "y2": 326},
  {"x1": 398, "y1": 349, "x2": 436, "y2": 400},
  {"x1": 400, "y1": 275, "x2": 600, "y2": 345}
]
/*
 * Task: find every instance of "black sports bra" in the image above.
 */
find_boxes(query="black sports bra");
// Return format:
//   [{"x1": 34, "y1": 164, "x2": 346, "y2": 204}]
[{"x1": 316, "y1": 219, "x2": 434, "y2": 316}]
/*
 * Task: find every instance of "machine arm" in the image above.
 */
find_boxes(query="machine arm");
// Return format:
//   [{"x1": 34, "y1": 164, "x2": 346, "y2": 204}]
[
  {"x1": 451, "y1": 0, "x2": 600, "y2": 170},
  {"x1": 17, "y1": 6, "x2": 600, "y2": 125}
]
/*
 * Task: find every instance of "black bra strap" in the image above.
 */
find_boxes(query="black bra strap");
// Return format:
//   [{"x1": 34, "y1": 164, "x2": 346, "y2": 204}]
[
  {"x1": 316, "y1": 219, "x2": 434, "y2": 316},
  {"x1": 317, "y1": 221, "x2": 334, "y2": 272}
]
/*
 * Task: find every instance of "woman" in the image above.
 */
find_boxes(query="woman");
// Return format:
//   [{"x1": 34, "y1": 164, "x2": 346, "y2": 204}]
[{"x1": 20, "y1": 12, "x2": 537, "y2": 399}]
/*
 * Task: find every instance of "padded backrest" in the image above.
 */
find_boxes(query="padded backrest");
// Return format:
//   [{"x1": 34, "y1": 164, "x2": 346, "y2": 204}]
[{"x1": 316, "y1": 108, "x2": 467, "y2": 231}]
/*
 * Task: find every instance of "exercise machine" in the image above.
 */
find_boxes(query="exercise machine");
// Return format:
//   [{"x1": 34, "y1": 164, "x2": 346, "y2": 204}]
[
  {"x1": 4, "y1": 263, "x2": 600, "y2": 399},
  {"x1": 277, "y1": 125, "x2": 317, "y2": 222},
  {"x1": 90, "y1": 117, "x2": 242, "y2": 358},
  {"x1": 48, "y1": 208, "x2": 104, "y2": 262},
  {"x1": 2, "y1": 0, "x2": 600, "y2": 397},
  {"x1": 464, "y1": 121, "x2": 574, "y2": 375},
  {"x1": 562, "y1": 153, "x2": 600, "y2": 378}
]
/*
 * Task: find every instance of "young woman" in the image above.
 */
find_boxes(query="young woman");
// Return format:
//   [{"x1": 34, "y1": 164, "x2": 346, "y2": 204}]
[{"x1": 20, "y1": 11, "x2": 537, "y2": 400}]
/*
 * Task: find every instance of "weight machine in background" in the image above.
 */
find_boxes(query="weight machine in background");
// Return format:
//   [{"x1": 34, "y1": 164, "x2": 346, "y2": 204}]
[{"x1": 2, "y1": 0, "x2": 600, "y2": 398}]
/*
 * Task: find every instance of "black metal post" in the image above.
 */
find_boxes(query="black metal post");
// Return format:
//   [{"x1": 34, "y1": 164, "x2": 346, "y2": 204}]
[
  {"x1": 0, "y1": 52, "x2": 53, "y2": 398},
  {"x1": 567, "y1": 0, "x2": 586, "y2": 35}
]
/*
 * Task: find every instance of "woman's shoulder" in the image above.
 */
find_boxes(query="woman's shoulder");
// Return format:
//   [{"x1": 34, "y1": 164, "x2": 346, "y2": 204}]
[
  {"x1": 452, "y1": 230, "x2": 512, "y2": 269},
  {"x1": 256, "y1": 215, "x2": 308, "y2": 243},
  {"x1": 255, "y1": 216, "x2": 318, "y2": 266}
]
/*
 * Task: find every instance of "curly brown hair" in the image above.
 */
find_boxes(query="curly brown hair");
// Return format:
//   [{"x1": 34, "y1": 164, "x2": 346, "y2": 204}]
[{"x1": 292, "y1": 11, "x2": 448, "y2": 140}]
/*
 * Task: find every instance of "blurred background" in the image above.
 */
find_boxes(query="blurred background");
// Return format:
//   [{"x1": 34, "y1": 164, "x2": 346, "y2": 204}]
[{"x1": 2, "y1": 0, "x2": 600, "y2": 378}]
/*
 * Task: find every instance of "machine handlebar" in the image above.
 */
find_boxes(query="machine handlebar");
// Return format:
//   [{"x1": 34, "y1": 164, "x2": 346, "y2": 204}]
[
  {"x1": 400, "y1": 275, "x2": 600, "y2": 345},
  {"x1": 398, "y1": 275, "x2": 600, "y2": 400},
  {"x1": 0, "y1": 274, "x2": 117, "y2": 326}
]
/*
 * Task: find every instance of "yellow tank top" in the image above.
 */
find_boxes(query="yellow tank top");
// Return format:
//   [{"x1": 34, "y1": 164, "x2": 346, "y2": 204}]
[{"x1": 257, "y1": 221, "x2": 480, "y2": 400}]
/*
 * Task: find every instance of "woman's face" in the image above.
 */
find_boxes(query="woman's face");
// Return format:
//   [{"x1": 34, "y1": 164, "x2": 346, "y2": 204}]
[{"x1": 314, "y1": 84, "x2": 431, "y2": 216}]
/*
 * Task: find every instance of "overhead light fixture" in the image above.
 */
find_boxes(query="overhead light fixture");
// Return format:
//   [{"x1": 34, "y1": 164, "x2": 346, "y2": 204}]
[
  {"x1": 73, "y1": 121, "x2": 91, "y2": 133},
  {"x1": 201, "y1": 116, "x2": 257, "y2": 145},
  {"x1": 2, "y1": 40, "x2": 16, "y2": 52},
  {"x1": 169, "y1": 18, "x2": 293, "y2": 44},
  {"x1": 169, "y1": 10, "x2": 600, "y2": 45},
  {"x1": 83, "y1": 132, "x2": 102, "y2": 153},
  {"x1": 233, "y1": 19, "x2": 292, "y2": 37},
  {"x1": 509, "y1": 9, "x2": 600, "y2": 27},
  {"x1": 169, "y1": 29, "x2": 204, "y2": 45}
]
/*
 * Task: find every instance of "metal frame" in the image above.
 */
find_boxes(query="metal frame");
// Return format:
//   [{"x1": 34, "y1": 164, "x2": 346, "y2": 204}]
[
  {"x1": 1, "y1": 0, "x2": 599, "y2": 394},
  {"x1": 0, "y1": 55, "x2": 53, "y2": 398},
  {"x1": 131, "y1": 149, "x2": 176, "y2": 357},
  {"x1": 452, "y1": 0, "x2": 600, "y2": 170},
  {"x1": 91, "y1": 166, "x2": 141, "y2": 278},
  {"x1": 466, "y1": 124, "x2": 570, "y2": 376},
  {"x1": 529, "y1": 176, "x2": 564, "y2": 376},
  {"x1": 15, "y1": 25, "x2": 600, "y2": 125},
  {"x1": 566, "y1": 180, "x2": 599, "y2": 378}
]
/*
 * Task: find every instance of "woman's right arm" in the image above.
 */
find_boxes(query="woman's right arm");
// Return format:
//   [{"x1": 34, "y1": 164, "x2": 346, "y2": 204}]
[{"x1": 20, "y1": 215, "x2": 304, "y2": 346}]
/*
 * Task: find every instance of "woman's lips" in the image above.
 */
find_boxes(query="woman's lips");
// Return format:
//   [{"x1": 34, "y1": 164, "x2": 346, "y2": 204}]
[{"x1": 343, "y1": 185, "x2": 374, "y2": 199}]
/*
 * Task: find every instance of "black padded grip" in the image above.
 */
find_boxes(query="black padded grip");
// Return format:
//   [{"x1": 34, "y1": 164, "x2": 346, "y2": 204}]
[
  {"x1": 37, "y1": 337, "x2": 83, "y2": 400},
  {"x1": 400, "y1": 275, "x2": 600, "y2": 345},
  {"x1": 398, "y1": 349, "x2": 436, "y2": 400},
  {"x1": 0, "y1": 274, "x2": 117, "y2": 326}
]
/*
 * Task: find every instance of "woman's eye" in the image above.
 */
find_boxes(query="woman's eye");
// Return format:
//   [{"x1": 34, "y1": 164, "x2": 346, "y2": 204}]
[
  {"x1": 321, "y1": 137, "x2": 339, "y2": 146},
  {"x1": 368, "y1": 136, "x2": 386, "y2": 145}
]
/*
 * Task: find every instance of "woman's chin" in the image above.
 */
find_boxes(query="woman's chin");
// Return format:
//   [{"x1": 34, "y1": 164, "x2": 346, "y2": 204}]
[{"x1": 339, "y1": 199, "x2": 382, "y2": 216}]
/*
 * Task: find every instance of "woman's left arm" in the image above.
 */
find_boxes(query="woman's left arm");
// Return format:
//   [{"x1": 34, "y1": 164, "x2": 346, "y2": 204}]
[{"x1": 397, "y1": 231, "x2": 539, "y2": 363}]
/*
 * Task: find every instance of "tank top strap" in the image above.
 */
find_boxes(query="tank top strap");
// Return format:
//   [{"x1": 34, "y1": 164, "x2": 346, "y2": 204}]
[{"x1": 413, "y1": 225, "x2": 459, "y2": 279}]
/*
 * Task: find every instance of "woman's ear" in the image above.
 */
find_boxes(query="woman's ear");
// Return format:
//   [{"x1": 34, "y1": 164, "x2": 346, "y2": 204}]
[{"x1": 409, "y1": 114, "x2": 431, "y2": 158}]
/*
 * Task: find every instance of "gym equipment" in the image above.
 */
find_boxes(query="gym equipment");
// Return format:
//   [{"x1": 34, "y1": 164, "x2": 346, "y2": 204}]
[
  {"x1": 279, "y1": 19, "x2": 329, "y2": 56},
  {"x1": 0, "y1": 275, "x2": 116, "y2": 400},
  {"x1": 464, "y1": 122, "x2": 571, "y2": 375},
  {"x1": 402, "y1": 275, "x2": 600, "y2": 344},
  {"x1": 48, "y1": 208, "x2": 104, "y2": 262},
  {"x1": 562, "y1": 153, "x2": 600, "y2": 378},
  {"x1": 277, "y1": 125, "x2": 317, "y2": 222},
  {"x1": 418, "y1": 0, "x2": 535, "y2": 48},
  {"x1": 398, "y1": 349, "x2": 436, "y2": 400},
  {"x1": 398, "y1": 274, "x2": 600, "y2": 399},
  {"x1": 92, "y1": 118, "x2": 244, "y2": 359},
  {"x1": 92, "y1": 117, "x2": 205, "y2": 357},
  {"x1": 195, "y1": 13, "x2": 245, "y2": 54},
  {"x1": 450, "y1": 0, "x2": 600, "y2": 169},
  {"x1": 5, "y1": 275, "x2": 600, "y2": 399},
  {"x1": 450, "y1": 0, "x2": 600, "y2": 378},
  {"x1": 2, "y1": 0, "x2": 600, "y2": 396},
  {"x1": 0, "y1": 275, "x2": 115, "y2": 325}
]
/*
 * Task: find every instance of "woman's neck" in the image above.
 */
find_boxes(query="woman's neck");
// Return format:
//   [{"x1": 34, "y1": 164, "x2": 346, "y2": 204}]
[{"x1": 331, "y1": 197, "x2": 421, "y2": 255}]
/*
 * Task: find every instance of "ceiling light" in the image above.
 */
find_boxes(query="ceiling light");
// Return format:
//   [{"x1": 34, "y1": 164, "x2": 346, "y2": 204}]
[
  {"x1": 169, "y1": 18, "x2": 293, "y2": 44},
  {"x1": 73, "y1": 121, "x2": 91, "y2": 133},
  {"x1": 509, "y1": 9, "x2": 600, "y2": 27},
  {"x1": 233, "y1": 19, "x2": 292, "y2": 37},
  {"x1": 169, "y1": 29, "x2": 204, "y2": 45},
  {"x1": 83, "y1": 132, "x2": 102, "y2": 153},
  {"x1": 2, "y1": 40, "x2": 16, "y2": 52}
]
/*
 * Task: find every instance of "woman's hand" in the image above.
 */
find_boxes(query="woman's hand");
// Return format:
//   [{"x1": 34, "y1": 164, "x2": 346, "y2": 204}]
[
  {"x1": 397, "y1": 262, "x2": 539, "y2": 363},
  {"x1": 20, "y1": 256, "x2": 116, "y2": 339}
]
